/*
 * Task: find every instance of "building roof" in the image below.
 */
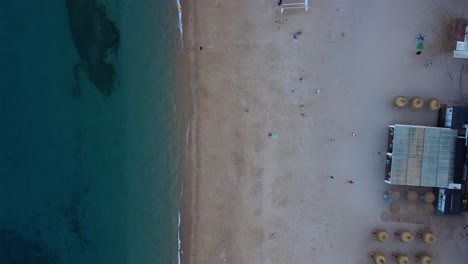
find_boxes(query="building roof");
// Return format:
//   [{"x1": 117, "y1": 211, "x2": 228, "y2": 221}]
[{"x1": 388, "y1": 125, "x2": 457, "y2": 187}]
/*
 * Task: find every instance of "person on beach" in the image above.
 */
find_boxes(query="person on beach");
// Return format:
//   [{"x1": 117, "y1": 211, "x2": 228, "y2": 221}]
[
  {"x1": 278, "y1": 0, "x2": 282, "y2": 6},
  {"x1": 416, "y1": 34, "x2": 425, "y2": 55},
  {"x1": 348, "y1": 180, "x2": 354, "y2": 184}
]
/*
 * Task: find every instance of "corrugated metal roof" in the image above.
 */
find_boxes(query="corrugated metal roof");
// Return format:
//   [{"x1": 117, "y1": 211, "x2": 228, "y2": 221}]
[{"x1": 389, "y1": 125, "x2": 457, "y2": 187}]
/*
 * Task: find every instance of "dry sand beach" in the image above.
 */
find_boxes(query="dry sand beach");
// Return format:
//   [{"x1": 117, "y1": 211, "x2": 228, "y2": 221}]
[{"x1": 183, "y1": 0, "x2": 468, "y2": 263}]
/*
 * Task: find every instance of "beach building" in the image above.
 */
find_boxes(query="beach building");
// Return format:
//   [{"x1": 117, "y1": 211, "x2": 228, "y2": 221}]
[
  {"x1": 452, "y1": 18, "x2": 468, "y2": 59},
  {"x1": 385, "y1": 124, "x2": 458, "y2": 188}
]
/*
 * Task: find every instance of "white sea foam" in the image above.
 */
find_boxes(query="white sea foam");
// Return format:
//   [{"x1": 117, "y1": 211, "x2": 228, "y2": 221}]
[
  {"x1": 177, "y1": 0, "x2": 183, "y2": 47},
  {"x1": 177, "y1": 210, "x2": 182, "y2": 264}
]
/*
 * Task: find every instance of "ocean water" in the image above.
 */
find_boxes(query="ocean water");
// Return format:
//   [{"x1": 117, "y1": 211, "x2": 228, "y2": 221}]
[{"x1": 0, "y1": 0, "x2": 184, "y2": 263}]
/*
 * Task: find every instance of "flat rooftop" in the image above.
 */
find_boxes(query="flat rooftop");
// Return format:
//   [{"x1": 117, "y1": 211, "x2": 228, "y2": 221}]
[{"x1": 386, "y1": 125, "x2": 457, "y2": 187}]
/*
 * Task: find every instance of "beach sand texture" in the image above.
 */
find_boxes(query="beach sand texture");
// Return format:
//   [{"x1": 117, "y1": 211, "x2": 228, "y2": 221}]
[{"x1": 186, "y1": 0, "x2": 468, "y2": 263}]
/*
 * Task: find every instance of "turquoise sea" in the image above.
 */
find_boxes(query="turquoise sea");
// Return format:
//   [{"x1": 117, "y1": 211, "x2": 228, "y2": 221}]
[{"x1": 0, "y1": 0, "x2": 185, "y2": 263}]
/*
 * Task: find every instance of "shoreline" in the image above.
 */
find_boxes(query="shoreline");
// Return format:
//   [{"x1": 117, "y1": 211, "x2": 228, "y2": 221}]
[{"x1": 179, "y1": 0, "x2": 198, "y2": 262}]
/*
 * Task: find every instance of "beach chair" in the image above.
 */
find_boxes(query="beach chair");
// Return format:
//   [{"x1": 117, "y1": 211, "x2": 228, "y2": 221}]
[{"x1": 280, "y1": 0, "x2": 309, "y2": 13}]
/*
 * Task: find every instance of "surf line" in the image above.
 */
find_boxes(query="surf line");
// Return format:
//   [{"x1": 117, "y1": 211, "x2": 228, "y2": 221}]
[
  {"x1": 177, "y1": 210, "x2": 182, "y2": 264},
  {"x1": 177, "y1": 0, "x2": 183, "y2": 47}
]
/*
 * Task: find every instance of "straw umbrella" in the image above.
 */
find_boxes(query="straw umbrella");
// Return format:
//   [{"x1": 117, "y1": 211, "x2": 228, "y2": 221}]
[
  {"x1": 407, "y1": 191, "x2": 418, "y2": 202},
  {"x1": 423, "y1": 203, "x2": 435, "y2": 214},
  {"x1": 392, "y1": 252, "x2": 410, "y2": 264},
  {"x1": 390, "y1": 190, "x2": 401, "y2": 201},
  {"x1": 411, "y1": 97, "x2": 424, "y2": 109},
  {"x1": 428, "y1": 98, "x2": 441, "y2": 111},
  {"x1": 424, "y1": 192, "x2": 435, "y2": 203},
  {"x1": 407, "y1": 203, "x2": 417, "y2": 214},
  {"x1": 371, "y1": 252, "x2": 387, "y2": 264},
  {"x1": 418, "y1": 230, "x2": 437, "y2": 244},
  {"x1": 416, "y1": 252, "x2": 432, "y2": 264},
  {"x1": 372, "y1": 229, "x2": 389, "y2": 242},
  {"x1": 397, "y1": 254, "x2": 410, "y2": 264},
  {"x1": 395, "y1": 230, "x2": 413, "y2": 242},
  {"x1": 389, "y1": 202, "x2": 400, "y2": 214},
  {"x1": 394, "y1": 96, "x2": 408, "y2": 108}
]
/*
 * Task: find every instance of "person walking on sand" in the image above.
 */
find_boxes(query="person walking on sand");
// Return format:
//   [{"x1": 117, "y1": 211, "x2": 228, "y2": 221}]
[
  {"x1": 348, "y1": 180, "x2": 354, "y2": 184},
  {"x1": 416, "y1": 34, "x2": 426, "y2": 55}
]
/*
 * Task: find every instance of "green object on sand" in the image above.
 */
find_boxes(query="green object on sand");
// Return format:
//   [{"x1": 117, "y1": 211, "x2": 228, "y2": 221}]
[
  {"x1": 272, "y1": 133, "x2": 278, "y2": 139},
  {"x1": 417, "y1": 42, "x2": 424, "y2": 50}
]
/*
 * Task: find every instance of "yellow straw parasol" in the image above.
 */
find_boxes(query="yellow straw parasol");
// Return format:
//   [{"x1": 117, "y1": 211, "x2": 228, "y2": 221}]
[
  {"x1": 396, "y1": 230, "x2": 413, "y2": 242},
  {"x1": 407, "y1": 191, "x2": 418, "y2": 202},
  {"x1": 411, "y1": 97, "x2": 424, "y2": 109},
  {"x1": 417, "y1": 253, "x2": 432, "y2": 264},
  {"x1": 372, "y1": 252, "x2": 387, "y2": 264},
  {"x1": 423, "y1": 203, "x2": 434, "y2": 214},
  {"x1": 373, "y1": 229, "x2": 389, "y2": 242},
  {"x1": 389, "y1": 202, "x2": 400, "y2": 214},
  {"x1": 428, "y1": 98, "x2": 441, "y2": 111},
  {"x1": 390, "y1": 190, "x2": 401, "y2": 200},
  {"x1": 397, "y1": 255, "x2": 410, "y2": 264},
  {"x1": 424, "y1": 192, "x2": 435, "y2": 203},
  {"x1": 407, "y1": 203, "x2": 417, "y2": 214},
  {"x1": 394, "y1": 96, "x2": 408, "y2": 108},
  {"x1": 420, "y1": 231, "x2": 437, "y2": 244}
]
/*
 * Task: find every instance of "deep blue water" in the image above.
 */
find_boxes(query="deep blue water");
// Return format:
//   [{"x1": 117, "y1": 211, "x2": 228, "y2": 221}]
[{"x1": 0, "y1": 0, "x2": 183, "y2": 263}]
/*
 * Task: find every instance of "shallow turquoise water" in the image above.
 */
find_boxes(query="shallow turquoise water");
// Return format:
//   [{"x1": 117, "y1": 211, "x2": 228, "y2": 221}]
[{"x1": 0, "y1": 0, "x2": 183, "y2": 263}]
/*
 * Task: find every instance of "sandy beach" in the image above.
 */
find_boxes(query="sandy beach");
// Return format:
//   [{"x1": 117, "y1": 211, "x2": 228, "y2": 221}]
[{"x1": 183, "y1": 0, "x2": 468, "y2": 263}]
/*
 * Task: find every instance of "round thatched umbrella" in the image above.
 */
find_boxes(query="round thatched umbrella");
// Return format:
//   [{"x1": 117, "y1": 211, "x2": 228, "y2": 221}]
[
  {"x1": 395, "y1": 230, "x2": 413, "y2": 242},
  {"x1": 373, "y1": 229, "x2": 389, "y2": 242},
  {"x1": 407, "y1": 202, "x2": 417, "y2": 214},
  {"x1": 423, "y1": 203, "x2": 435, "y2": 214},
  {"x1": 390, "y1": 190, "x2": 401, "y2": 200},
  {"x1": 428, "y1": 98, "x2": 441, "y2": 111},
  {"x1": 411, "y1": 97, "x2": 424, "y2": 109},
  {"x1": 397, "y1": 254, "x2": 410, "y2": 264},
  {"x1": 407, "y1": 191, "x2": 418, "y2": 202},
  {"x1": 416, "y1": 252, "x2": 432, "y2": 264},
  {"x1": 389, "y1": 202, "x2": 400, "y2": 214},
  {"x1": 419, "y1": 230, "x2": 437, "y2": 244},
  {"x1": 424, "y1": 192, "x2": 435, "y2": 203},
  {"x1": 394, "y1": 96, "x2": 408, "y2": 108},
  {"x1": 371, "y1": 252, "x2": 387, "y2": 264}
]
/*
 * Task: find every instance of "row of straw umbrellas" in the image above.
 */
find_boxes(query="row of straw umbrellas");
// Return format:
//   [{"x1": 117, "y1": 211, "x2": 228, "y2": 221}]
[
  {"x1": 394, "y1": 96, "x2": 441, "y2": 110},
  {"x1": 389, "y1": 202, "x2": 435, "y2": 214},
  {"x1": 371, "y1": 251, "x2": 432, "y2": 264},
  {"x1": 372, "y1": 229, "x2": 437, "y2": 244},
  {"x1": 371, "y1": 229, "x2": 436, "y2": 263},
  {"x1": 387, "y1": 191, "x2": 436, "y2": 203},
  {"x1": 387, "y1": 190, "x2": 436, "y2": 214}
]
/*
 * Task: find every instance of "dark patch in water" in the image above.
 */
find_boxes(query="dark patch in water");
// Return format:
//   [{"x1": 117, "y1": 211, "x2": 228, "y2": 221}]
[
  {"x1": 58, "y1": 189, "x2": 90, "y2": 251},
  {"x1": 66, "y1": 0, "x2": 120, "y2": 96},
  {"x1": 0, "y1": 229, "x2": 59, "y2": 264}
]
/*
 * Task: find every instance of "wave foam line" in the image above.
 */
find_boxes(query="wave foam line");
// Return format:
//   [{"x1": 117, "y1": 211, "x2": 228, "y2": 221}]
[
  {"x1": 177, "y1": 0, "x2": 183, "y2": 47},
  {"x1": 178, "y1": 210, "x2": 182, "y2": 264}
]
